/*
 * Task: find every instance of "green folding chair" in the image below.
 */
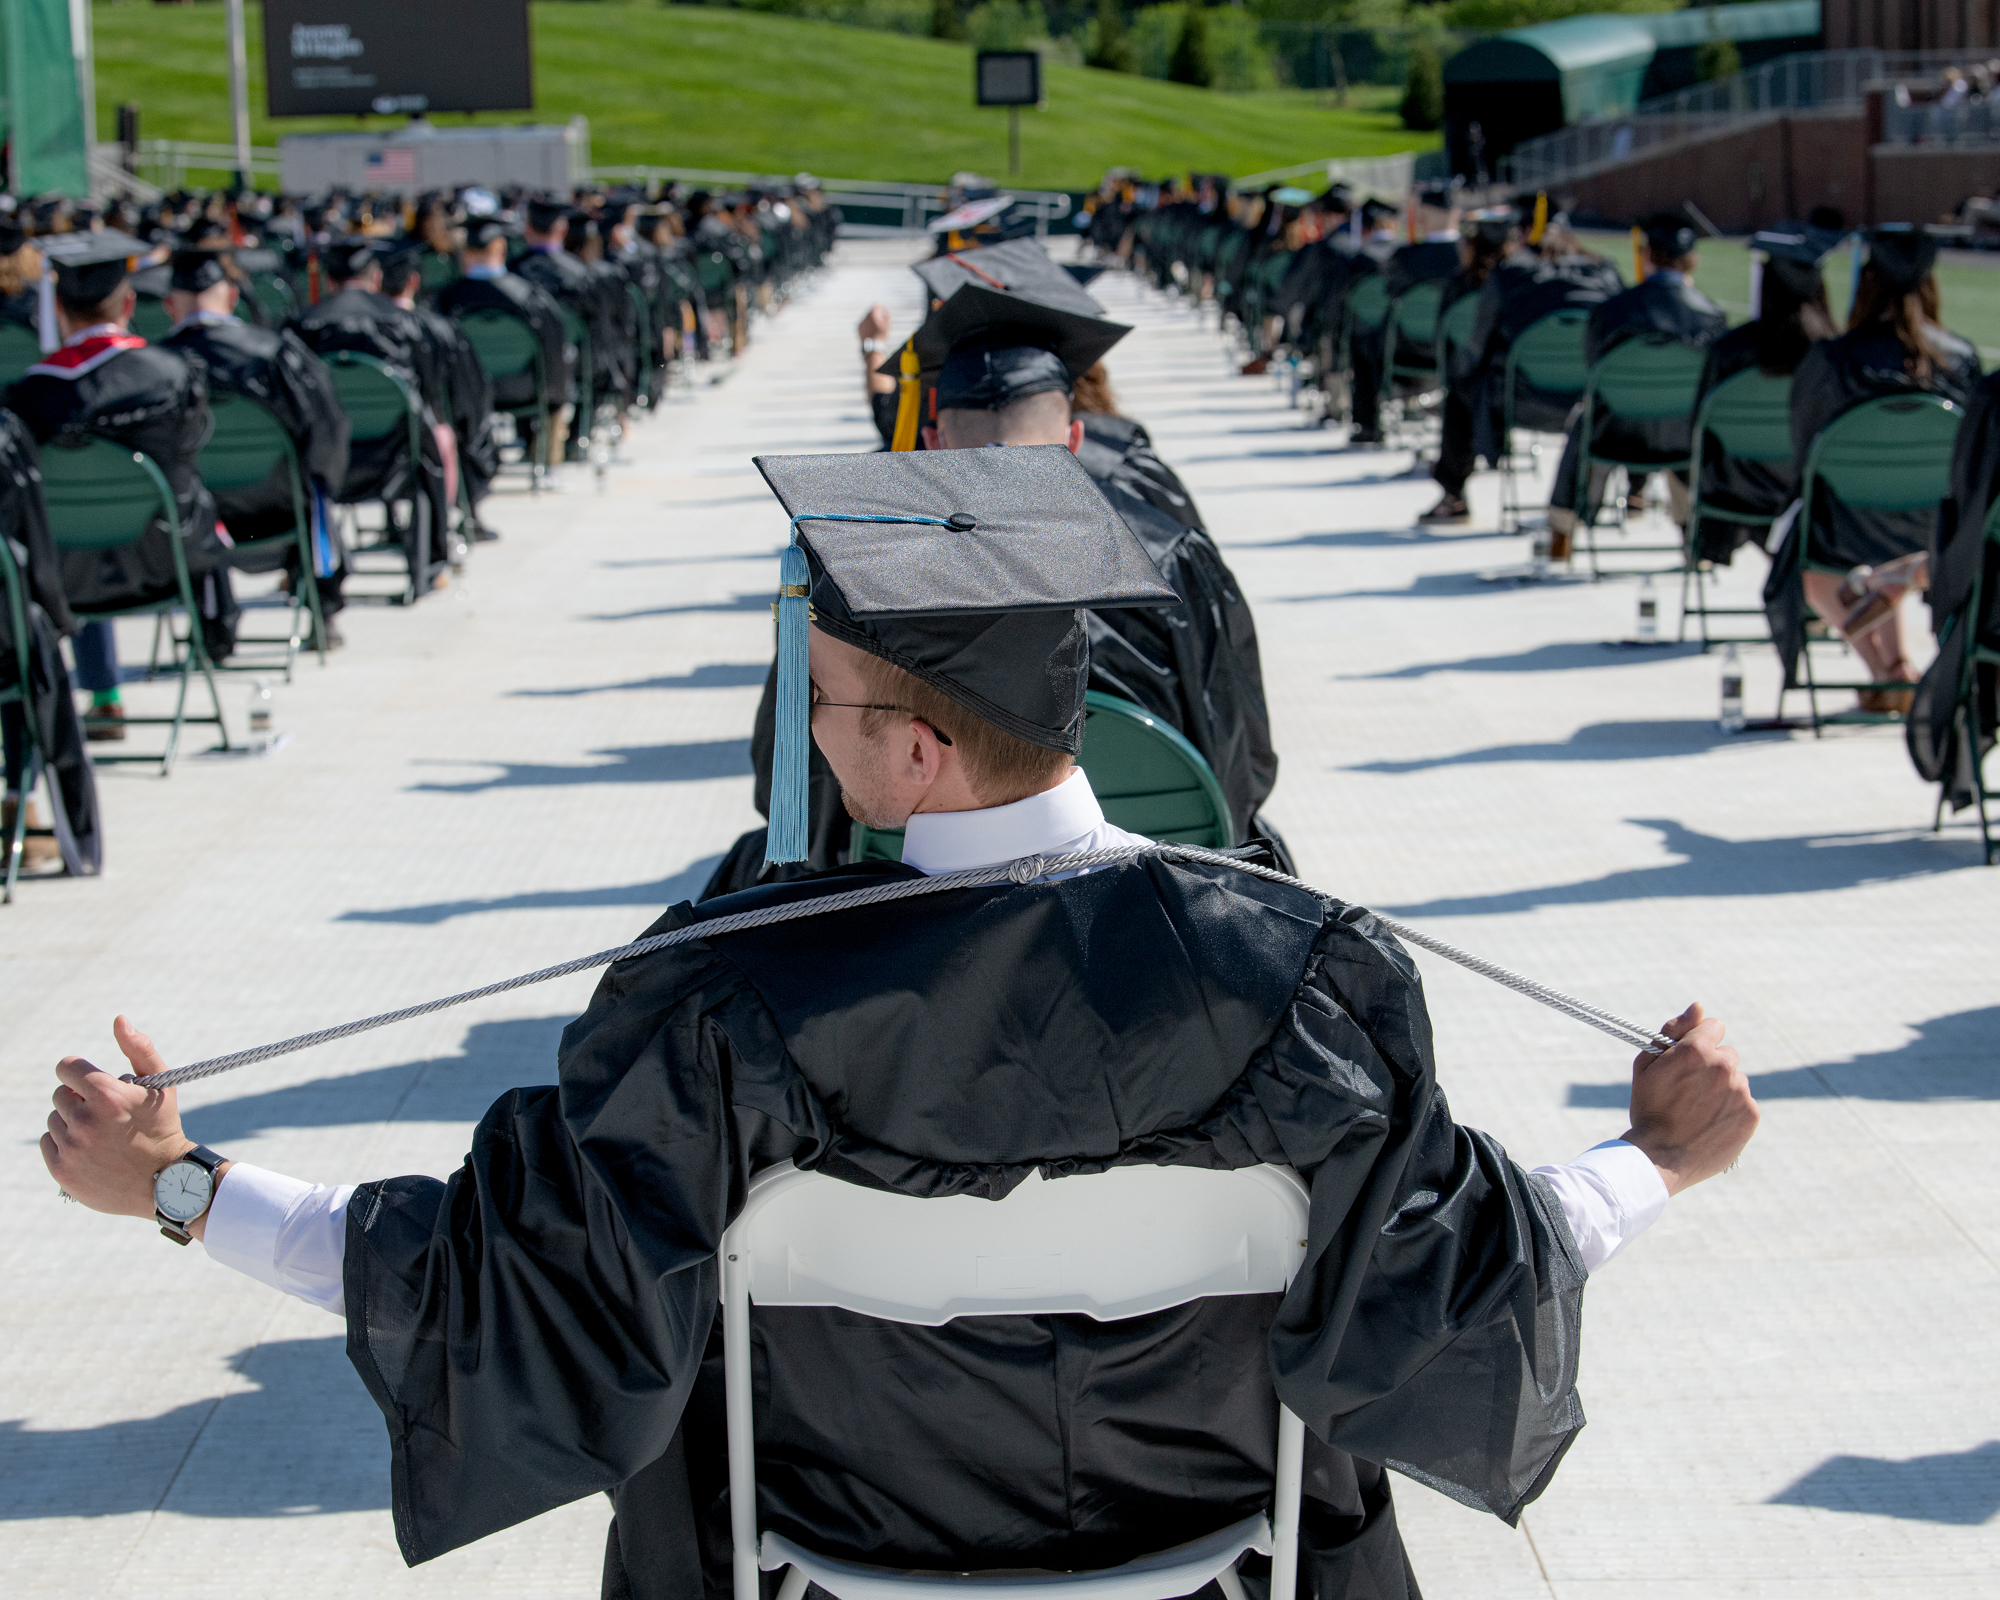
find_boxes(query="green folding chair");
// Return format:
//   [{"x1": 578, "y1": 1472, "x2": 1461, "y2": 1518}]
[
  {"x1": 1572, "y1": 336, "x2": 1709, "y2": 579},
  {"x1": 198, "y1": 392, "x2": 325, "y2": 677},
  {"x1": 1499, "y1": 308, "x2": 1591, "y2": 534},
  {"x1": 626, "y1": 280, "x2": 657, "y2": 408},
  {"x1": 325, "y1": 351, "x2": 430, "y2": 605},
  {"x1": 1333, "y1": 275, "x2": 1389, "y2": 425},
  {"x1": 847, "y1": 692, "x2": 1234, "y2": 864},
  {"x1": 1680, "y1": 368, "x2": 1794, "y2": 647},
  {"x1": 419, "y1": 251, "x2": 459, "y2": 299},
  {"x1": 1379, "y1": 279, "x2": 1447, "y2": 447},
  {"x1": 0, "y1": 321, "x2": 42, "y2": 386},
  {"x1": 42, "y1": 438, "x2": 229, "y2": 775},
  {"x1": 1435, "y1": 293, "x2": 1481, "y2": 384},
  {"x1": 0, "y1": 524, "x2": 47, "y2": 900},
  {"x1": 455, "y1": 307, "x2": 552, "y2": 489},
  {"x1": 1781, "y1": 392, "x2": 1963, "y2": 732},
  {"x1": 129, "y1": 295, "x2": 173, "y2": 341},
  {"x1": 241, "y1": 271, "x2": 298, "y2": 324},
  {"x1": 1931, "y1": 498, "x2": 2000, "y2": 863},
  {"x1": 559, "y1": 304, "x2": 595, "y2": 461}
]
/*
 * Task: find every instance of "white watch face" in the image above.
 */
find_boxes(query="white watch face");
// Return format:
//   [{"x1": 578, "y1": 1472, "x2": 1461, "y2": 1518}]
[{"x1": 154, "y1": 1160, "x2": 214, "y2": 1225}]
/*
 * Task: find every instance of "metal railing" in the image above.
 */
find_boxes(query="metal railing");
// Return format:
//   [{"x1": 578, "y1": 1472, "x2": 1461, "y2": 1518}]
[
  {"x1": 1232, "y1": 151, "x2": 1423, "y2": 199},
  {"x1": 134, "y1": 138, "x2": 283, "y2": 191},
  {"x1": 590, "y1": 164, "x2": 1073, "y2": 235},
  {"x1": 1510, "y1": 48, "x2": 1997, "y2": 188}
]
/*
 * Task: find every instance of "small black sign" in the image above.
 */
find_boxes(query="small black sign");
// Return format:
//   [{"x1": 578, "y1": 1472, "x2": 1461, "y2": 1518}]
[
  {"x1": 262, "y1": 0, "x2": 534, "y2": 118},
  {"x1": 975, "y1": 50, "x2": 1042, "y2": 108}
]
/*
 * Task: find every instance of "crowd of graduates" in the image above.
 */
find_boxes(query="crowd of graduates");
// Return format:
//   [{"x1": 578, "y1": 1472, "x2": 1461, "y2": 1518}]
[
  {"x1": 1075, "y1": 172, "x2": 2000, "y2": 856},
  {"x1": 0, "y1": 179, "x2": 838, "y2": 896}
]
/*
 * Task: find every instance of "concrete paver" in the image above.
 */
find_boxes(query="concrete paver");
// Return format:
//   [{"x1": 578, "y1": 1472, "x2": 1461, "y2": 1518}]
[{"x1": 3, "y1": 239, "x2": 1993, "y2": 1597}]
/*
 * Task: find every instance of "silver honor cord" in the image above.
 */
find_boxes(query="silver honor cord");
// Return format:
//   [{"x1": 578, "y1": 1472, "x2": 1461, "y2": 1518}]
[{"x1": 130, "y1": 844, "x2": 1674, "y2": 1095}]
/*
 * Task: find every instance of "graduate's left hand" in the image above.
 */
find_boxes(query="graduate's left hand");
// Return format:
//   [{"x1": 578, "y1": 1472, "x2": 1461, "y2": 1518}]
[{"x1": 42, "y1": 1017, "x2": 195, "y2": 1221}]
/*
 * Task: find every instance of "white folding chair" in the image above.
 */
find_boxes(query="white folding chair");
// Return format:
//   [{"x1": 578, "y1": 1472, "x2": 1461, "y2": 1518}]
[{"x1": 721, "y1": 1161, "x2": 1311, "y2": 1600}]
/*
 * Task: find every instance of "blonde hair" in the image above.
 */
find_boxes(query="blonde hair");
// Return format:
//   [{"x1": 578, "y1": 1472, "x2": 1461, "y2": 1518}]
[
  {"x1": 855, "y1": 651, "x2": 1071, "y2": 805},
  {"x1": 0, "y1": 242, "x2": 40, "y2": 298}
]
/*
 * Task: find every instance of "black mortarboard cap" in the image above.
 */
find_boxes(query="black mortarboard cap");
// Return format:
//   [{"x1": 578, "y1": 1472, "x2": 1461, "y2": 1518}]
[
  {"x1": 1467, "y1": 207, "x2": 1516, "y2": 248},
  {"x1": 44, "y1": 231, "x2": 145, "y2": 304},
  {"x1": 1415, "y1": 181, "x2": 1454, "y2": 209},
  {"x1": 465, "y1": 216, "x2": 510, "y2": 250},
  {"x1": 1750, "y1": 221, "x2": 1839, "y2": 299},
  {"x1": 892, "y1": 283, "x2": 1131, "y2": 395},
  {"x1": 323, "y1": 235, "x2": 380, "y2": 280},
  {"x1": 169, "y1": 247, "x2": 231, "y2": 293},
  {"x1": 1361, "y1": 199, "x2": 1397, "y2": 228},
  {"x1": 938, "y1": 334, "x2": 1074, "y2": 411},
  {"x1": 750, "y1": 445, "x2": 1178, "y2": 860},
  {"x1": 0, "y1": 215, "x2": 24, "y2": 256},
  {"x1": 911, "y1": 238, "x2": 1103, "y2": 314},
  {"x1": 1061, "y1": 262, "x2": 1107, "y2": 288},
  {"x1": 1868, "y1": 224, "x2": 1939, "y2": 293},
  {"x1": 1643, "y1": 210, "x2": 1698, "y2": 259},
  {"x1": 525, "y1": 196, "x2": 569, "y2": 233}
]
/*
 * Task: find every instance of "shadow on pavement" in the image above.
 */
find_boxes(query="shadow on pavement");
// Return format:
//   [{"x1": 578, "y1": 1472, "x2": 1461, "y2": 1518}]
[
  {"x1": 1345, "y1": 720, "x2": 1755, "y2": 773},
  {"x1": 1569, "y1": 1004, "x2": 2000, "y2": 1107},
  {"x1": 183, "y1": 1016, "x2": 568, "y2": 1141},
  {"x1": 1231, "y1": 526, "x2": 1508, "y2": 552},
  {"x1": 411, "y1": 741, "x2": 750, "y2": 793},
  {"x1": 0, "y1": 1338, "x2": 387, "y2": 1519},
  {"x1": 1350, "y1": 641, "x2": 1703, "y2": 679},
  {"x1": 591, "y1": 592, "x2": 773, "y2": 621},
  {"x1": 340, "y1": 854, "x2": 723, "y2": 926},
  {"x1": 1385, "y1": 820, "x2": 1968, "y2": 919},
  {"x1": 512, "y1": 663, "x2": 768, "y2": 698},
  {"x1": 1767, "y1": 1441, "x2": 2000, "y2": 1523},
  {"x1": 1274, "y1": 572, "x2": 1506, "y2": 605}
]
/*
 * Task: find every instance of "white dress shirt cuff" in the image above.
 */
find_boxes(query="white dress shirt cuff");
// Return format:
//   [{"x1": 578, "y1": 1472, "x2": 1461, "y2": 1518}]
[
  {"x1": 1532, "y1": 1139, "x2": 1670, "y2": 1274},
  {"x1": 201, "y1": 1162, "x2": 354, "y2": 1317}
]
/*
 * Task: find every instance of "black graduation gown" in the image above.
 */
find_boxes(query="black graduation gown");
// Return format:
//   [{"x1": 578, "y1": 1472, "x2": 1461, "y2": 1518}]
[
  {"x1": 435, "y1": 271, "x2": 578, "y2": 410},
  {"x1": 1908, "y1": 367, "x2": 2000, "y2": 805},
  {"x1": 162, "y1": 316, "x2": 350, "y2": 545},
  {"x1": 0, "y1": 409, "x2": 100, "y2": 874},
  {"x1": 1762, "y1": 324, "x2": 1981, "y2": 684},
  {"x1": 1689, "y1": 324, "x2": 1799, "y2": 564},
  {"x1": 1465, "y1": 252, "x2": 1625, "y2": 465},
  {"x1": 4, "y1": 340, "x2": 237, "y2": 657},
  {"x1": 1378, "y1": 240, "x2": 1461, "y2": 369},
  {"x1": 518, "y1": 246, "x2": 624, "y2": 419},
  {"x1": 343, "y1": 856, "x2": 1588, "y2": 1600},
  {"x1": 411, "y1": 303, "x2": 500, "y2": 509}
]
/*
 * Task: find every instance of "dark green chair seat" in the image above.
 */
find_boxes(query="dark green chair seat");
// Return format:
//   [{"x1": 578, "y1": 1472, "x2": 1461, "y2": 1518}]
[
  {"x1": 1573, "y1": 336, "x2": 1710, "y2": 578},
  {"x1": 419, "y1": 252, "x2": 459, "y2": 297},
  {"x1": 847, "y1": 692, "x2": 1233, "y2": 864},
  {"x1": 1781, "y1": 393, "x2": 1962, "y2": 729},
  {"x1": 199, "y1": 393, "x2": 325, "y2": 675},
  {"x1": 455, "y1": 307, "x2": 553, "y2": 486},
  {"x1": 42, "y1": 438, "x2": 228, "y2": 774},
  {"x1": 1680, "y1": 368, "x2": 1794, "y2": 646},
  {"x1": 1934, "y1": 498, "x2": 2000, "y2": 862},
  {"x1": 1499, "y1": 308, "x2": 1591, "y2": 534},
  {"x1": 558, "y1": 305, "x2": 595, "y2": 458},
  {"x1": 0, "y1": 320, "x2": 41, "y2": 386},
  {"x1": 1436, "y1": 293, "x2": 1481, "y2": 377},
  {"x1": 245, "y1": 271, "x2": 298, "y2": 324},
  {"x1": 129, "y1": 295, "x2": 173, "y2": 342},
  {"x1": 325, "y1": 351, "x2": 431, "y2": 604}
]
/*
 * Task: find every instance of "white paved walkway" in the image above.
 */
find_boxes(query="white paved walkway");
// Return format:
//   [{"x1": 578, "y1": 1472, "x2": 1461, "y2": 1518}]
[{"x1": 3, "y1": 240, "x2": 1994, "y2": 1598}]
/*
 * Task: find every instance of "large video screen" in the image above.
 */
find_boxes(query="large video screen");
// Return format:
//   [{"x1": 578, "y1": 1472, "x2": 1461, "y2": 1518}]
[{"x1": 262, "y1": 0, "x2": 534, "y2": 117}]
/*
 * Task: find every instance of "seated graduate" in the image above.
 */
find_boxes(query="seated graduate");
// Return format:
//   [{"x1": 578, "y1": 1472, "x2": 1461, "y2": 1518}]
[
  {"x1": 44, "y1": 446, "x2": 1758, "y2": 1600},
  {"x1": 1686, "y1": 222, "x2": 1841, "y2": 567},
  {"x1": 1766, "y1": 225, "x2": 1981, "y2": 713},
  {"x1": 0, "y1": 404, "x2": 100, "y2": 880},
  {"x1": 1419, "y1": 208, "x2": 1520, "y2": 525},
  {"x1": 1338, "y1": 199, "x2": 1405, "y2": 445},
  {"x1": 289, "y1": 238, "x2": 456, "y2": 591},
  {"x1": 604, "y1": 199, "x2": 672, "y2": 407},
  {"x1": 1266, "y1": 185, "x2": 1355, "y2": 368},
  {"x1": 435, "y1": 216, "x2": 578, "y2": 470},
  {"x1": 561, "y1": 206, "x2": 639, "y2": 426},
  {"x1": 162, "y1": 242, "x2": 353, "y2": 644},
  {"x1": 4, "y1": 231, "x2": 236, "y2": 744},
  {"x1": 638, "y1": 206, "x2": 710, "y2": 365},
  {"x1": 709, "y1": 281, "x2": 1283, "y2": 895},
  {"x1": 1545, "y1": 211, "x2": 1728, "y2": 543},
  {"x1": 377, "y1": 243, "x2": 501, "y2": 540}
]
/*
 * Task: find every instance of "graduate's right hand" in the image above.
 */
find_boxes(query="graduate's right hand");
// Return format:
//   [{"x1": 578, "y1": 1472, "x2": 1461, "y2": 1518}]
[
  {"x1": 1621, "y1": 1003, "x2": 1759, "y2": 1196},
  {"x1": 42, "y1": 1016, "x2": 196, "y2": 1221}
]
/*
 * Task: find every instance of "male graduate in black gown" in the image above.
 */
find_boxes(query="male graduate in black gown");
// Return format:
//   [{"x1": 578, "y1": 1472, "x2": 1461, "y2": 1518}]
[
  {"x1": 378, "y1": 243, "x2": 501, "y2": 537},
  {"x1": 1544, "y1": 211, "x2": 1727, "y2": 538},
  {"x1": 44, "y1": 448, "x2": 1758, "y2": 1600},
  {"x1": 4, "y1": 230, "x2": 237, "y2": 723},
  {"x1": 436, "y1": 216, "x2": 577, "y2": 470},
  {"x1": 162, "y1": 243, "x2": 353, "y2": 638},
  {"x1": 515, "y1": 196, "x2": 618, "y2": 456}
]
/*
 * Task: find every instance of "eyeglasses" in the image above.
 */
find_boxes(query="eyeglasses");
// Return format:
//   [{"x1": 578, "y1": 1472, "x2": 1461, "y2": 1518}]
[{"x1": 809, "y1": 682, "x2": 954, "y2": 745}]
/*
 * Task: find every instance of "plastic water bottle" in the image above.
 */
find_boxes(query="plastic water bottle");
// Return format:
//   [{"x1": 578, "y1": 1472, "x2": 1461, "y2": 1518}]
[
  {"x1": 249, "y1": 679, "x2": 274, "y2": 737},
  {"x1": 1636, "y1": 575, "x2": 1659, "y2": 643},
  {"x1": 1719, "y1": 644, "x2": 1745, "y2": 733},
  {"x1": 1530, "y1": 528, "x2": 1551, "y2": 579}
]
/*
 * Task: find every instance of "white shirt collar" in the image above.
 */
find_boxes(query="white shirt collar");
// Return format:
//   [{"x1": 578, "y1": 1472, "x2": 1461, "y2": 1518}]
[
  {"x1": 63, "y1": 322, "x2": 126, "y2": 345},
  {"x1": 169, "y1": 308, "x2": 234, "y2": 332},
  {"x1": 464, "y1": 262, "x2": 508, "y2": 280},
  {"x1": 902, "y1": 769, "x2": 1106, "y2": 875}
]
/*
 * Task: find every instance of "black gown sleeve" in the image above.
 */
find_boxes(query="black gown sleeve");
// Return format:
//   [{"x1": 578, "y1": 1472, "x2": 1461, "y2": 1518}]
[{"x1": 273, "y1": 329, "x2": 352, "y2": 488}]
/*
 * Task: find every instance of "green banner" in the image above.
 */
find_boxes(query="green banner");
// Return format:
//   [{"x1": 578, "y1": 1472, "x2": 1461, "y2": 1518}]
[{"x1": 0, "y1": 0, "x2": 90, "y2": 196}]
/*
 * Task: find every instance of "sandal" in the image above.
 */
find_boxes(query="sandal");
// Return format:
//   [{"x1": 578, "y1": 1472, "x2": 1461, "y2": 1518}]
[{"x1": 1417, "y1": 494, "x2": 1469, "y2": 526}]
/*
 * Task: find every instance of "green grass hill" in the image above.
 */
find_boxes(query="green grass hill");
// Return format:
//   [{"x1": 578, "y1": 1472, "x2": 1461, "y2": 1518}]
[{"x1": 90, "y1": 1, "x2": 1431, "y2": 192}]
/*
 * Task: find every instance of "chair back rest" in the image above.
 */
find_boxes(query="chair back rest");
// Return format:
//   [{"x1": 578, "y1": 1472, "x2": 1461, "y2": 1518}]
[
  {"x1": 41, "y1": 438, "x2": 177, "y2": 551},
  {"x1": 0, "y1": 320, "x2": 41, "y2": 386},
  {"x1": 129, "y1": 295, "x2": 173, "y2": 342},
  {"x1": 725, "y1": 1161, "x2": 1309, "y2": 1327},
  {"x1": 0, "y1": 518, "x2": 30, "y2": 694},
  {"x1": 1346, "y1": 275, "x2": 1389, "y2": 332},
  {"x1": 326, "y1": 351, "x2": 415, "y2": 445},
  {"x1": 1698, "y1": 367, "x2": 1794, "y2": 463},
  {"x1": 456, "y1": 308, "x2": 540, "y2": 380},
  {"x1": 247, "y1": 271, "x2": 297, "y2": 322},
  {"x1": 1391, "y1": 279, "x2": 1444, "y2": 345},
  {"x1": 1808, "y1": 393, "x2": 1962, "y2": 511},
  {"x1": 1509, "y1": 308, "x2": 1591, "y2": 397},
  {"x1": 849, "y1": 691, "x2": 1234, "y2": 864},
  {"x1": 420, "y1": 252, "x2": 459, "y2": 295},
  {"x1": 1438, "y1": 293, "x2": 1481, "y2": 366},
  {"x1": 697, "y1": 249, "x2": 733, "y2": 296},
  {"x1": 199, "y1": 392, "x2": 297, "y2": 492},
  {"x1": 559, "y1": 305, "x2": 589, "y2": 350},
  {"x1": 1590, "y1": 336, "x2": 1708, "y2": 421}
]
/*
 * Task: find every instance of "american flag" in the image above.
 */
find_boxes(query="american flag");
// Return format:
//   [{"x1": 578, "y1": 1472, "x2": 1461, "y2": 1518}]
[{"x1": 365, "y1": 148, "x2": 417, "y2": 185}]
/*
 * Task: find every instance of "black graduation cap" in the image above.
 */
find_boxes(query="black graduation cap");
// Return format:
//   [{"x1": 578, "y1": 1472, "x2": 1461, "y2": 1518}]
[
  {"x1": 911, "y1": 238, "x2": 1103, "y2": 315},
  {"x1": 889, "y1": 283, "x2": 1131, "y2": 405},
  {"x1": 1062, "y1": 262, "x2": 1107, "y2": 288},
  {"x1": 1467, "y1": 207, "x2": 1517, "y2": 248},
  {"x1": 43, "y1": 231, "x2": 145, "y2": 304},
  {"x1": 323, "y1": 236, "x2": 380, "y2": 281},
  {"x1": 169, "y1": 246, "x2": 231, "y2": 294},
  {"x1": 1415, "y1": 181, "x2": 1455, "y2": 210},
  {"x1": 525, "y1": 196, "x2": 569, "y2": 233},
  {"x1": 1360, "y1": 199, "x2": 1398, "y2": 229},
  {"x1": 1750, "y1": 221, "x2": 1839, "y2": 300},
  {"x1": 750, "y1": 445, "x2": 1178, "y2": 861},
  {"x1": 1868, "y1": 224, "x2": 1939, "y2": 293},
  {"x1": 464, "y1": 216, "x2": 510, "y2": 250},
  {"x1": 0, "y1": 214, "x2": 24, "y2": 256},
  {"x1": 1642, "y1": 210, "x2": 1698, "y2": 260}
]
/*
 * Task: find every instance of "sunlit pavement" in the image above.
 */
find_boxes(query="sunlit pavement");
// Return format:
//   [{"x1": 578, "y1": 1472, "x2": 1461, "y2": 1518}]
[{"x1": 3, "y1": 238, "x2": 1994, "y2": 1598}]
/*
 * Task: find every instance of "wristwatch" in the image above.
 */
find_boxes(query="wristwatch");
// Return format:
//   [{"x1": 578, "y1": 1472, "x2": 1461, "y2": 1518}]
[
  {"x1": 153, "y1": 1145, "x2": 226, "y2": 1246},
  {"x1": 860, "y1": 337, "x2": 881, "y2": 354}
]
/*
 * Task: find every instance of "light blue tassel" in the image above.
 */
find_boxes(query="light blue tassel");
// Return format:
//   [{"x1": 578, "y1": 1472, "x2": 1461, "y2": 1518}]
[{"x1": 764, "y1": 542, "x2": 813, "y2": 864}]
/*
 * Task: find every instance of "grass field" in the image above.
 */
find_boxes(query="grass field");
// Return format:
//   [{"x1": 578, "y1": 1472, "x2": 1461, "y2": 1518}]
[{"x1": 90, "y1": 1, "x2": 1430, "y2": 192}]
